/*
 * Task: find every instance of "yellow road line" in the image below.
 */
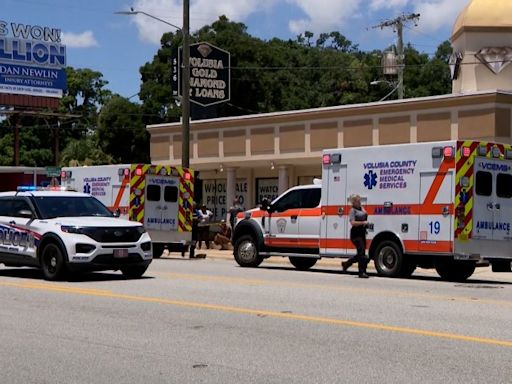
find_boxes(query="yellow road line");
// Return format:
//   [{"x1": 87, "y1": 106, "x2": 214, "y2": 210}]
[
  {"x1": 154, "y1": 272, "x2": 512, "y2": 308},
  {"x1": 0, "y1": 281, "x2": 511, "y2": 348}
]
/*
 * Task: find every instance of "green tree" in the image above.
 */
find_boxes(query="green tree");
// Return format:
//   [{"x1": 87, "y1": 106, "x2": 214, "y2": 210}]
[{"x1": 97, "y1": 96, "x2": 149, "y2": 164}]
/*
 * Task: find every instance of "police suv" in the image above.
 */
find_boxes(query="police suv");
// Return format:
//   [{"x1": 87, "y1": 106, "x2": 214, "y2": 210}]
[{"x1": 0, "y1": 189, "x2": 152, "y2": 280}]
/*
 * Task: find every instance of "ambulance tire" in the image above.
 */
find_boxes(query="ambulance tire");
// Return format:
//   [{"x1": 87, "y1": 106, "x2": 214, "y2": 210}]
[
  {"x1": 152, "y1": 243, "x2": 164, "y2": 259},
  {"x1": 289, "y1": 257, "x2": 317, "y2": 271},
  {"x1": 400, "y1": 259, "x2": 417, "y2": 278},
  {"x1": 234, "y1": 235, "x2": 263, "y2": 268},
  {"x1": 435, "y1": 260, "x2": 476, "y2": 282},
  {"x1": 41, "y1": 243, "x2": 68, "y2": 281},
  {"x1": 373, "y1": 240, "x2": 405, "y2": 278}
]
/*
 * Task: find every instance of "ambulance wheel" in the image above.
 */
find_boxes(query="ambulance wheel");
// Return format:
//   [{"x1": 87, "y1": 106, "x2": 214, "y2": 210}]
[
  {"x1": 435, "y1": 260, "x2": 475, "y2": 282},
  {"x1": 400, "y1": 260, "x2": 417, "y2": 278},
  {"x1": 289, "y1": 257, "x2": 317, "y2": 271},
  {"x1": 373, "y1": 240, "x2": 404, "y2": 278},
  {"x1": 121, "y1": 266, "x2": 148, "y2": 279},
  {"x1": 41, "y1": 243, "x2": 67, "y2": 281},
  {"x1": 234, "y1": 235, "x2": 263, "y2": 268},
  {"x1": 152, "y1": 243, "x2": 164, "y2": 259}
]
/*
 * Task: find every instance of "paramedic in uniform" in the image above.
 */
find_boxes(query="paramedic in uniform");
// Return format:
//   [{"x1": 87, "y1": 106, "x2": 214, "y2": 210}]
[{"x1": 342, "y1": 194, "x2": 370, "y2": 278}]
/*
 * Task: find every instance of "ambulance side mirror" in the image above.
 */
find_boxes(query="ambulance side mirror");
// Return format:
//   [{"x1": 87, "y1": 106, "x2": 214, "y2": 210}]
[{"x1": 260, "y1": 198, "x2": 271, "y2": 212}]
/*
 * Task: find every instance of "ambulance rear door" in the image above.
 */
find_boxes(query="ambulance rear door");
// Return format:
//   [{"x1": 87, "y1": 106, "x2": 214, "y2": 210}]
[
  {"x1": 321, "y1": 152, "x2": 347, "y2": 256},
  {"x1": 144, "y1": 175, "x2": 180, "y2": 231},
  {"x1": 473, "y1": 155, "x2": 512, "y2": 241}
]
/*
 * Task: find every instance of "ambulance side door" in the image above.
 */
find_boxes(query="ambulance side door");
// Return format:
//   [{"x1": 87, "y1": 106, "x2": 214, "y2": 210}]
[
  {"x1": 297, "y1": 188, "x2": 322, "y2": 249},
  {"x1": 266, "y1": 189, "x2": 302, "y2": 249}
]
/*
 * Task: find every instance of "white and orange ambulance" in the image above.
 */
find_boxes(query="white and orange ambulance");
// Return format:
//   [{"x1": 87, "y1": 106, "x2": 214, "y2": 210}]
[
  {"x1": 232, "y1": 140, "x2": 512, "y2": 281},
  {"x1": 62, "y1": 164, "x2": 194, "y2": 257}
]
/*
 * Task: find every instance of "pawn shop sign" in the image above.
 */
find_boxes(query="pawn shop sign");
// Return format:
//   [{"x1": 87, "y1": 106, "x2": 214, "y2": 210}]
[{"x1": 172, "y1": 42, "x2": 231, "y2": 107}]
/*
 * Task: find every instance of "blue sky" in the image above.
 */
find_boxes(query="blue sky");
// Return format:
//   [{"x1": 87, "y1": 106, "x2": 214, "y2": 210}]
[{"x1": 4, "y1": 0, "x2": 470, "y2": 100}]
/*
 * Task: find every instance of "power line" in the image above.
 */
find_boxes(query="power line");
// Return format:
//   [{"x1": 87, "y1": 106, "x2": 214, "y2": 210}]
[{"x1": 370, "y1": 13, "x2": 421, "y2": 99}]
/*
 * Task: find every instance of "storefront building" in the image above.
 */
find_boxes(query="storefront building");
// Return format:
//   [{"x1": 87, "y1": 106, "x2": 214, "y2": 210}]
[{"x1": 147, "y1": 0, "x2": 512, "y2": 220}]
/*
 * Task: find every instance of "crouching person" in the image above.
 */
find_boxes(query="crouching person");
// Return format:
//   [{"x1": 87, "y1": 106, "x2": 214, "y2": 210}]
[{"x1": 214, "y1": 220, "x2": 232, "y2": 250}]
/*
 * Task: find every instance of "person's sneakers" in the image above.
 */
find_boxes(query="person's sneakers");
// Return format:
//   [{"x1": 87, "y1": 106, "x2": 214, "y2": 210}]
[
  {"x1": 358, "y1": 273, "x2": 369, "y2": 279},
  {"x1": 341, "y1": 261, "x2": 350, "y2": 272}
]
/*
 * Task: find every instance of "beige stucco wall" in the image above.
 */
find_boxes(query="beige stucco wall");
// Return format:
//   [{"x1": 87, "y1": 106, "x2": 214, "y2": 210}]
[
  {"x1": 310, "y1": 121, "x2": 338, "y2": 151},
  {"x1": 280, "y1": 125, "x2": 305, "y2": 153},
  {"x1": 458, "y1": 108, "x2": 495, "y2": 138},
  {"x1": 343, "y1": 119, "x2": 373, "y2": 147},
  {"x1": 150, "y1": 136, "x2": 170, "y2": 161},
  {"x1": 417, "y1": 113, "x2": 452, "y2": 142},
  {"x1": 379, "y1": 116, "x2": 410, "y2": 145},
  {"x1": 251, "y1": 127, "x2": 274, "y2": 155},
  {"x1": 197, "y1": 132, "x2": 219, "y2": 158}
]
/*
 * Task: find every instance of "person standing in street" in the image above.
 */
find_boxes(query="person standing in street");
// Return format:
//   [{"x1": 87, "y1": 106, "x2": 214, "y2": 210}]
[
  {"x1": 342, "y1": 194, "x2": 370, "y2": 278},
  {"x1": 227, "y1": 198, "x2": 244, "y2": 235}
]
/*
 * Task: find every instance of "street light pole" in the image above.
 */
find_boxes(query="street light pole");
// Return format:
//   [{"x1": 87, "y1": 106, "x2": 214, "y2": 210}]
[
  {"x1": 115, "y1": 4, "x2": 190, "y2": 168},
  {"x1": 182, "y1": 0, "x2": 190, "y2": 169}
]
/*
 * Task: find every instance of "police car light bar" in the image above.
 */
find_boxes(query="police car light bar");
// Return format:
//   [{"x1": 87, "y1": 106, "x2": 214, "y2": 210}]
[{"x1": 17, "y1": 186, "x2": 70, "y2": 192}]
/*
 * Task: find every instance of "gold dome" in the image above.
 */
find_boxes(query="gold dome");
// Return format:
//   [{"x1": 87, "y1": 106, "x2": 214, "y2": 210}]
[{"x1": 452, "y1": 0, "x2": 512, "y2": 41}]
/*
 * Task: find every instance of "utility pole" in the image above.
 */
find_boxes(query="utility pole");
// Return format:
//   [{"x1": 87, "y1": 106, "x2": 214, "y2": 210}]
[
  {"x1": 182, "y1": 0, "x2": 191, "y2": 168},
  {"x1": 371, "y1": 13, "x2": 420, "y2": 99}
]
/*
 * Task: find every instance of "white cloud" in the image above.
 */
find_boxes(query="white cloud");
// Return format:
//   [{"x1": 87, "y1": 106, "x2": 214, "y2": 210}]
[
  {"x1": 130, "y1": 0, "x2": 278, "y2": 44},
  {"x1": 61, "y1": 31, "x2": 99, "y2": 48},
  {"x1": 286, "y1": 0, "x2": 362, "y2": 34},
  {"x1": 413, "y1": 0, "x2": 469, "y2": 33},
  {"x1": 370, "y1": 0, "x2": 410, "y2": 11},
  {"x1": 125, "y1": 0, "x2": 470, "y2": 45}
]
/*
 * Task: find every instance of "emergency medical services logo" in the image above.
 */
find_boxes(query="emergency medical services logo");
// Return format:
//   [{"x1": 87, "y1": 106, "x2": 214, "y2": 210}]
[
  {"x1": 276, "y1": 219, "x2": 287, "y2": 233},
  {"x1": 364, "y1": 170, "x2": 378, "y2": 190}
]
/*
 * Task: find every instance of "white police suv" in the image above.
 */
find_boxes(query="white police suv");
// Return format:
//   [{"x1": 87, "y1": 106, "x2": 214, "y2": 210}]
[{"x1": 0, "y1": 189, "x2": 152, "y2": 280}]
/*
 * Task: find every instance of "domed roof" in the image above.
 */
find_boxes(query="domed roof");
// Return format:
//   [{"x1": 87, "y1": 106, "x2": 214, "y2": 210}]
[{"x1": 452, "y1": 0, "x2": 512, "y2": 41}]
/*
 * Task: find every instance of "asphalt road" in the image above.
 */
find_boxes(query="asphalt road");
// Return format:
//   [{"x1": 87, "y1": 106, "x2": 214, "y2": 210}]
[{"x1": 0, "y1": 255, "x2": 511, "y2": 384}]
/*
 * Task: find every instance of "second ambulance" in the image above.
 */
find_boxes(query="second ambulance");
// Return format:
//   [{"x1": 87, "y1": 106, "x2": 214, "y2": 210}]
[{"x1": 232, "y1": 140, "x2": 512, "y2": 281}]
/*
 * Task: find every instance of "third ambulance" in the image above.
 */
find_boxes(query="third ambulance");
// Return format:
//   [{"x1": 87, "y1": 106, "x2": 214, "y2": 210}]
[
  {"x1": 232, "y1": 140, "x2": 512, "y2": 281},
  {"x1": 62, "y1": 164, "x2": 194, "y2": 257}
]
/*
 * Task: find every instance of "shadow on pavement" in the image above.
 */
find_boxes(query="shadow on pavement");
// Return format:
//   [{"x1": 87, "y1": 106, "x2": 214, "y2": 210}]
[
  {"x1": 256, "y1": 265, "x2": 512, "y2": 285},
  {"x1": 0, "y1": 267, "x2": 154, "y2": 282}
]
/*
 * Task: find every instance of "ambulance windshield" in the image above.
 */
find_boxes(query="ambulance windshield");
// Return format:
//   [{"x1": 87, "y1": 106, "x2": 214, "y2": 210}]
[{"x1": 32, "y1": 196, "x2": 113, "y2": 219}]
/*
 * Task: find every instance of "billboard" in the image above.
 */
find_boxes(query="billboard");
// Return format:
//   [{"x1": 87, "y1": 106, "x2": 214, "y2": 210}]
[
  {"x1": 172, "y1": 42, "x2": 230, "y2": 107},
  {"x1": 0, "y1": 21, "x2": 67, "y2": 98}
]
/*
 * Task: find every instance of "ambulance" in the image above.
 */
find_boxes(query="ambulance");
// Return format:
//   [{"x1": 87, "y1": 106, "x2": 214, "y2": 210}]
[
  {"x1": 62, "y1": 164, "x2": 194, "y2": 257},
  {"x1": 232, "y1": 140, "x2": 512, "y2": 281}
]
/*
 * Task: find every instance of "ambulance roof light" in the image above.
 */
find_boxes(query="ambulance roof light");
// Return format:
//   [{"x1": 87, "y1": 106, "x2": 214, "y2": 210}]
[
  {"x1": 477, "y1": 146, "x2": 487, "y2": 156},
  {"x1": 506, "y1": 150, "x2": 512, "y2": 160},
  {"x1": 124, "y1": 168, "x2": 130, "y2": 176},
  {"x1": 135, "y1": 167, "x2": 143, "y2": 176},
  {"x1": 462, "y1": 146, "x2": 471, "y2": 157},
  {"x1": 443, "y1": 146, "x2": 454, "y2": 158},
  {"x1": 184, "y1": 172, "x2": 191, "y2": 181},
  {"x1": 322, "y1": 154, "x2": 331, "y2": 165},
  {"x1": 492, "y1": 146, "x2": 501, "y2": 158}
]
